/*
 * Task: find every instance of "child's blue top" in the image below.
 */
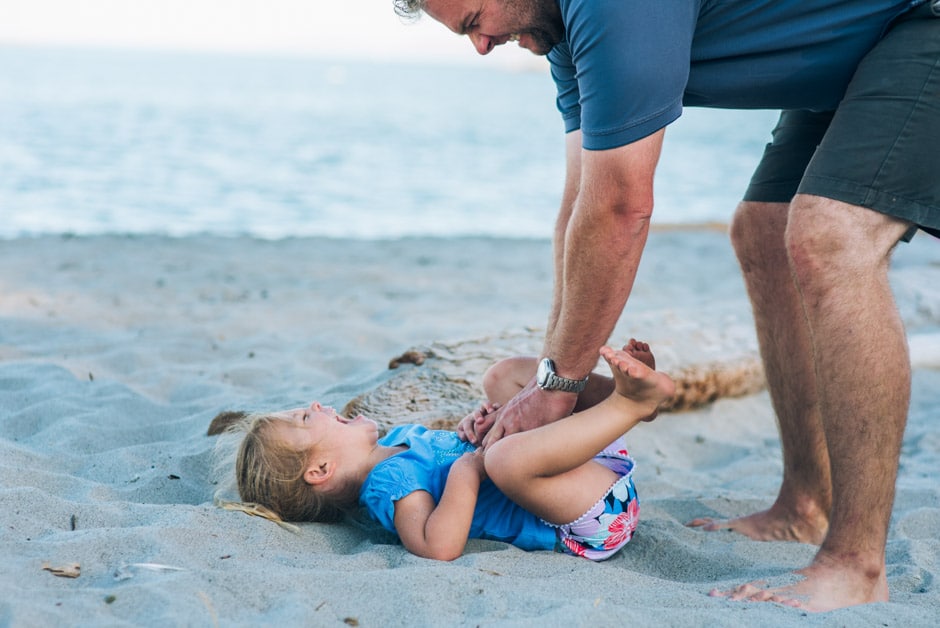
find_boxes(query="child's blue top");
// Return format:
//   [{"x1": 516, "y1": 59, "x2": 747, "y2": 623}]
[
  {"x1": 359, "y1": 424, "x2": 557, "y2": 551},
  {"x1": 548, "y1": 0, "x2": 925, "y2": 149}
]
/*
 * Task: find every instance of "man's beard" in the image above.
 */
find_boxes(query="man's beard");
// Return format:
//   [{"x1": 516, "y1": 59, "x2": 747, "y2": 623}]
[{"x1": 511, "y1": 0, "x2": 564, "y2": 55}]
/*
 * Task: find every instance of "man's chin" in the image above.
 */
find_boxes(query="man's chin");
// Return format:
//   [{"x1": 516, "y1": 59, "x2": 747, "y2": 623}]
[
  {"x1": 525, "y1": 45, "x2": 552, "y2": 56},
  {"x1": 519, "y1": 32, "x2": 556, "y2": 56}
]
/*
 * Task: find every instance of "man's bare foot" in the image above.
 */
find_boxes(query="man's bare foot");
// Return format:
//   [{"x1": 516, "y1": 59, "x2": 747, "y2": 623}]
[
  {"x1": 710, "y1": 551, "x2": 889, "y2": 612},
  {"x1": 687, "y1": 495, "x2": 829, "y2": 545},
  {"x1": 599, "y1": 345, "x2": 675, "y2": 415}
]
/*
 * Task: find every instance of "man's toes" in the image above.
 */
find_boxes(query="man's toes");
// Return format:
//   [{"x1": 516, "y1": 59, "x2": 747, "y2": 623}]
[{"x1": 727, "y1": 583, "x2": 764, "y2": 601}]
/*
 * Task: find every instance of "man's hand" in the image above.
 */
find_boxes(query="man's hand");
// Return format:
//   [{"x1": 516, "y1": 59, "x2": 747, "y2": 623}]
[
  {"x1": 482, "y1": 380, "x2": 577, "y2": 447},
  {"x1": 457, "y1": 378, "x2": 578, "y2": 447}
]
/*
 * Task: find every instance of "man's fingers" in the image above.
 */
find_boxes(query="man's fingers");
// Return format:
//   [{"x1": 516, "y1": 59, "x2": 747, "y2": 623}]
[
  {"x1": 474, "y1": 406, "x2": 498, "y2": 431},
  {"x1": 481, "y1": 422, "x2": 506, "y2": 449}
]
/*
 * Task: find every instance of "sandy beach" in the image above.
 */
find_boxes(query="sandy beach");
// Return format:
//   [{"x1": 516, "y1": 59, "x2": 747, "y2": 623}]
[{"x1": 1, "y1": 229, "x2": 938, "y2": 626}]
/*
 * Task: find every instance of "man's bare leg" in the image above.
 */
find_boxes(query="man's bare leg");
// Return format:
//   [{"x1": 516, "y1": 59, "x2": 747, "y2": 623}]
[
  {"x1": 688, "y1": 201, "x2": 830, "y2": 543},
  {"x1": 716, "y1": 195, "x2": 910, "y2": 611}
]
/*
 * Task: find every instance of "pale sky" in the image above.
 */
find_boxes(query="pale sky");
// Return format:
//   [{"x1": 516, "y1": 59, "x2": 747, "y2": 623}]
[{"x1": 0, "y1": 0, "x2": 540, "y2": 67}]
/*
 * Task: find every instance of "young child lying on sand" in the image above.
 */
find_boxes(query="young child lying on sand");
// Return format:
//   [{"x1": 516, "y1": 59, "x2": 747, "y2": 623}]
[{"x1": 212, "y1": 340, "x2": 675, "y2": 561}]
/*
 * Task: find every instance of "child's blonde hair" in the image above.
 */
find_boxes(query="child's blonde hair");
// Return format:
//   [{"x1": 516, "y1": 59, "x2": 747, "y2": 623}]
[{"x1": 229, "y1": 413, "x2": 351, "y2": 523}]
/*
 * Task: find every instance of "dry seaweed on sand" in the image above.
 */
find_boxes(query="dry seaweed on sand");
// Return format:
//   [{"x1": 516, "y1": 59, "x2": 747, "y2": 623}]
[{"x1": 217, "y1": 499, "x2": 301, "y2": 533}]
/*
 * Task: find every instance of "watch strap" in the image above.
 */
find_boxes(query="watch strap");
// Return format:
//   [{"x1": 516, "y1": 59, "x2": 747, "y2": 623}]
[{"x1": 537, "y1": 358, "x2": 589, "y2": 393}]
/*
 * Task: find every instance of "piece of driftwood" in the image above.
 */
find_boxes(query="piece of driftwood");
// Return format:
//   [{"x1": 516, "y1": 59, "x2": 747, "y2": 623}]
[{"x1": 342, "y1": 326, "x2": 766, "y2": 432}]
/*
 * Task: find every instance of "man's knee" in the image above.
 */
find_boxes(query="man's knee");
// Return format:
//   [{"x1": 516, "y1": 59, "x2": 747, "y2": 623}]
[
  {"x1": 784, "y1": 195, "x2": 908, "y2": 288},
  {"x1": 730, "y1": 201, "x2": 790, "y2": 269}
]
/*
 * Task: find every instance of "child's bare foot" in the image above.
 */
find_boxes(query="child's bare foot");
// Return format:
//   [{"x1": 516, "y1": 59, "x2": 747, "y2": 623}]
[
  {"x1": 572, "y1": 339, "x2": 663, "y2": 414},
  {"x1": 624, "y1": 338, "x2": 655, "y2": 370},
  {"x1": 611, "y1": 340, "x2": 671, "y2": 420},
  {"x1": 599, "y1": 345, "x2": 675, "y2": 415}
]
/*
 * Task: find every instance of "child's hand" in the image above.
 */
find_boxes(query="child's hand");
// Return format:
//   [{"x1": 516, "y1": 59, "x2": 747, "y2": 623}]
[
  {"x1": 453, "y1": 449, "x2": 487, "y2": 482},
  {"x1": 470, "y1": 401, "x2": 501, "y2": 423},
  {"x1": 457, "y1": 402, "x2": 500, "y2": 443}
]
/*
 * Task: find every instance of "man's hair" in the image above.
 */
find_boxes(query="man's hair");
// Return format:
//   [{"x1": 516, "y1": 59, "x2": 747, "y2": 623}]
[{"x1": 393, "y1": 0, "x2": 427, "y2": 20}]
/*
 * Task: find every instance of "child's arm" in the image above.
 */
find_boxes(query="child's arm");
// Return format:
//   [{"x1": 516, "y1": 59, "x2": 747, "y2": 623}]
[{"x1": 393, "y1": 450, "x2": 486, "y2": 561}]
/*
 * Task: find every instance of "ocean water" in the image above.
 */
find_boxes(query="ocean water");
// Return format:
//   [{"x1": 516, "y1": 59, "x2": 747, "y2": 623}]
[{"x1": 0, "y1": 46, "x2": 781, "y2": 240}]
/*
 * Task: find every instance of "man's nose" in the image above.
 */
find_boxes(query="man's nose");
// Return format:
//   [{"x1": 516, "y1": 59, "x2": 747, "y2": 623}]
[{"x1": 470, "y1": 33, "x2": 494, "y2": 55}]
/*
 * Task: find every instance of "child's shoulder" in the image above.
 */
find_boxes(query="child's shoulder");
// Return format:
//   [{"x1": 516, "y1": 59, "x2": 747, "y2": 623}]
[
  {"x1": 381, "y1": 423, "x2": 427, "y2": 447},
  {"x1": 381, "y1": 425, "x2": 474, "y2": 454}
]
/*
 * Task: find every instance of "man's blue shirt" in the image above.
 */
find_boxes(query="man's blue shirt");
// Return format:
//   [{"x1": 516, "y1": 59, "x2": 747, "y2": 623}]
[{"x1": 548, "y1": 0, "x2": 925, "y2": 149}]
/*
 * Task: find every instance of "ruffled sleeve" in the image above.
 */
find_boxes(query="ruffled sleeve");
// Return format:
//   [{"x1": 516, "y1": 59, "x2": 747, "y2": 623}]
[{"x1": 360, "y1": 456, "x2": 424, "y2": 533}]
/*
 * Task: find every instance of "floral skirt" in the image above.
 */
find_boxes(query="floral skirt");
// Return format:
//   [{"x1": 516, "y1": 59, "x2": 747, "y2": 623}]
[{"x1": 549, "y1": 439, "x2": 639, "y2": 561}]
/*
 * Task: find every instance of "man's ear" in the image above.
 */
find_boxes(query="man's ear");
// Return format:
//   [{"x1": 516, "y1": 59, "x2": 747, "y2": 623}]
[{"x1": 304, "y1": 460, "x2": 335, "y2": 486}]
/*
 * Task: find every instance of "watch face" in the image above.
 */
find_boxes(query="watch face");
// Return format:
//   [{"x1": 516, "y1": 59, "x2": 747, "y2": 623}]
[{"x1": 536, "y1": 358, "x2": 553, "y2": 388}]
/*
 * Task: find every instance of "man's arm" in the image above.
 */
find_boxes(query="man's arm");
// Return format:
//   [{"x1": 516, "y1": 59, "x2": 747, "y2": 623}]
[
  {"x1": 545, "y1": 128, "x2": 665, "y2": 377},
  {"x1": 392, "y1": 451, "x2": 486, "y2": 561},
  {"x1": 545, "y1": 130, "x2": 585, "y2": 339},
  {"x1": 457, "y1": 132, "x2": 585, "y2": 445},
  {"x1": 470, "y1": 129, "x2": 665, "y2": 447}
]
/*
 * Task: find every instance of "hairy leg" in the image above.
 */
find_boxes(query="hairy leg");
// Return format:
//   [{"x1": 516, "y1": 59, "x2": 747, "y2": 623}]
[
  {"x1": 716, "y1": 195, "x2": 911, "y2": 611},
  {"x1": 688, "y1": 201, "x2": 830, "y2": 543},
  {"x1": 485, "y1": 344, "x2": 674, "y2": 523}
]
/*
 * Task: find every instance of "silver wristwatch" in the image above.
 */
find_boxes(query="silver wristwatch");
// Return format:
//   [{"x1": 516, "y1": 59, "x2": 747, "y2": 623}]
[{"x1": 536, "y1": 358, "x2": 589, "y2": 393}]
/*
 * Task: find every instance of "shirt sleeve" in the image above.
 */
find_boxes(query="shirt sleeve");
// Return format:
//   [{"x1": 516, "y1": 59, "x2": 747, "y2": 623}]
[
  {"x1": 549, "y1": 0, "x2": 697, "y2": 150},
  {"x1": 360, "y1": 458, "x2": 424, "y2": 533}
]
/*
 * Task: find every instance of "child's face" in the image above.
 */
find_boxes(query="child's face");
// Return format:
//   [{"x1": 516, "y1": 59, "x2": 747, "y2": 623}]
[{"x1": 271, "y1": 402, "x2": 378, "y2": 456}]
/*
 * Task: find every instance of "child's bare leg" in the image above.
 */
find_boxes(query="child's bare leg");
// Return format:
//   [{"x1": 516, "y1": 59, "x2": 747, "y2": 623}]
[
  {"x1": 481, "y1": 357, "x2": 536, "y2": 405},
  {"x1": 485, "y1": 345, "x2": 675, "y2": 523}
]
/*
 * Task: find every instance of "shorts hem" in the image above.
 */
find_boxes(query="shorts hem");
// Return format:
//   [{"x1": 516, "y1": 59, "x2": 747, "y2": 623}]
[
  {"x1": 799, "y1": 174, "x2": 940, "y2": 235},
  {"x1": 743, "y1": 182, "x2": 799, "y2": 204}
]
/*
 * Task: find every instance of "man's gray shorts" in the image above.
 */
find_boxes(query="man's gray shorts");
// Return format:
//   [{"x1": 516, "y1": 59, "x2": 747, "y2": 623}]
[{"x1": 744, "y1": 2, "x2": 940, "y2": 240}]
